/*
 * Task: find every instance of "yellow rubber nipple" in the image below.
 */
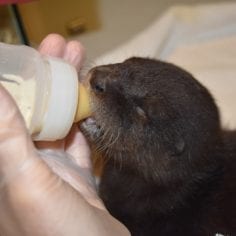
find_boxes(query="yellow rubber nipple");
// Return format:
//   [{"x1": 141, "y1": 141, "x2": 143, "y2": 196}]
[{"x1": 75, "y1": 83, "x2": 91, "y2": 122}]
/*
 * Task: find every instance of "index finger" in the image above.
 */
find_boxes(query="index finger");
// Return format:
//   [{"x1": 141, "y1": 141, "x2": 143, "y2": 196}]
[
  {"x1": 39, "y1": 34, "x2": 85, "y2": 72},
  {"x1": 38, "y1": 34, "x2": 66, "y2": 57}
]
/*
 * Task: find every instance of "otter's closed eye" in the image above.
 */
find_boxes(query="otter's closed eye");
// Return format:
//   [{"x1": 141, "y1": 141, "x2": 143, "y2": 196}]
[{"x1": 136, "y1": 106, "x2": 147, "y2": 120}]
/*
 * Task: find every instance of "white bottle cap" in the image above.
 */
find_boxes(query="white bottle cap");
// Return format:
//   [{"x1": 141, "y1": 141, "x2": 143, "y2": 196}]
[{"x1": 33, "y1": 57, "x2": 78, "y2": 141}]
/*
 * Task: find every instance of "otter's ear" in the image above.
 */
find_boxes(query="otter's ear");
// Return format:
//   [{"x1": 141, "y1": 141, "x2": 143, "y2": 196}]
[
  {"x1": 164, "y1": 136, "x2": 185, "y2": 157},
  {"x1": 172, "y1": 138, "x2": 185, "y2": 156},
  {"x1": 139, "y1": 96, "x2": 186, "y2": 156}
]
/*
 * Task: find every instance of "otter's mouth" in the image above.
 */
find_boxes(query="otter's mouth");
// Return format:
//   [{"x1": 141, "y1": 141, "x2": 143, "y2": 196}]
[{"x1": 80, "y1": 117, "x2": 103, "y2": 142}]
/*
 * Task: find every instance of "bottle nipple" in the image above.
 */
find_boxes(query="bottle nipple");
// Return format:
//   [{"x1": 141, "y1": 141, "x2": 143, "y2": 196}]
[{"x1": 75, "y1": 83, "x2": 91, "y2": 122}]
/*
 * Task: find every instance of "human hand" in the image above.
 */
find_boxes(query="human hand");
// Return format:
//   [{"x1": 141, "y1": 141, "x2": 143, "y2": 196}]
[{"x1": 0, "y1": 34, "x2": 130, "y2": 236}]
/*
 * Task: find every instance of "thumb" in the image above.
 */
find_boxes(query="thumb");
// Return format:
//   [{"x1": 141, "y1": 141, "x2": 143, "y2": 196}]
[{"x1": 0, "y1": 84, "x2": 36, "y2": 182}]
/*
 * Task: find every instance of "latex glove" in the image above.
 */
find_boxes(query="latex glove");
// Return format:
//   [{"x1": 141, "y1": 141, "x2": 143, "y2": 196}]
[{"x1": 0, "y1": 34, "x2": 130, "y2": 236}]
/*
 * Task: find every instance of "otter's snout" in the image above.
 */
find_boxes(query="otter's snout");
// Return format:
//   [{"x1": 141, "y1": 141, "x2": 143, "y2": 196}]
[
  {"x1": 89, "y1": 66, "x2": 112, "y2": 94},
  {"x1": 90, "y1": 74, "x2": 106, "y2": 94}
]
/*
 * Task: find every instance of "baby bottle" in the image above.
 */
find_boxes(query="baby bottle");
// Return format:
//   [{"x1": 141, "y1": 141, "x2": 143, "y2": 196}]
[{"x1": 0, "y1": 42, "x2": 91, "y2": 141}]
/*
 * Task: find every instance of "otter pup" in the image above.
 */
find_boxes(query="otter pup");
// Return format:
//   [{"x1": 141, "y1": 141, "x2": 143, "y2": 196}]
[{"x1": 81, "y1": 58, "x2": 236, "y2": 236}]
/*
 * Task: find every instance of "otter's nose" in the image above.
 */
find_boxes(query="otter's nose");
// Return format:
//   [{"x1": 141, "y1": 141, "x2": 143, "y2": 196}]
[
  {"x1": 91, "y1": 75, "x2": 106, "y2": 93},
  {"x1": 89, "y1": 66, "x2": 111, "y2": 94}
]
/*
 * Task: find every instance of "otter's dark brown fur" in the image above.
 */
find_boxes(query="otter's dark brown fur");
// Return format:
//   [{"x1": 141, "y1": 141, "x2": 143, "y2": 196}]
[{"x1": 81, "y1": 58, "x2": 236, "y2": 236}]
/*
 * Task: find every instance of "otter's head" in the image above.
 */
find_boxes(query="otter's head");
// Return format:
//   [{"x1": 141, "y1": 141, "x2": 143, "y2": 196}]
[{"x1": 81, "y1": 58, "x2": 221, "y2": 178}]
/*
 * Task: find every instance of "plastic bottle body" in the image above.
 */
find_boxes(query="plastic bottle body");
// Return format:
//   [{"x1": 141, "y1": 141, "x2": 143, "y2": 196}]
[{"x1": 0, "y1": 43, "x2": 79, "y2": 141}]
